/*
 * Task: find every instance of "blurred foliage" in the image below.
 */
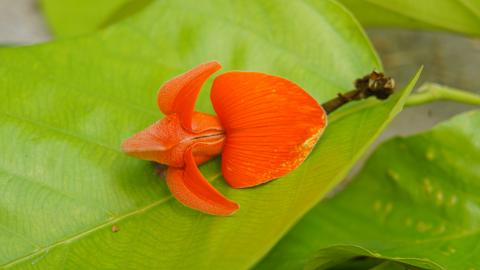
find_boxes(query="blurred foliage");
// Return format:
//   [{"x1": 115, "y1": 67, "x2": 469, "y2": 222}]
[
  {"x1": 41, "y1": 0, "x2": 480, "y2": 38},
  {"x1": 257, "y1": 110, "x2": 480, "y2": 270},
  {"x1": 340, "y1": 0, "x2": 480, "y2": 36},
  {"x1": 41, "y1": 0, "x2": 150, "y2": 37}
]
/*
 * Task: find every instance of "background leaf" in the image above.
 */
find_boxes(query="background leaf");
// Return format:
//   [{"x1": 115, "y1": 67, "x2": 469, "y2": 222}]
[
  {"x1": 41, "y1": 0, "x2": 480, "y2": 38},
  {"x1": 256, "y1": 110, "x2": 480, "y2": 270},
  {"x1": 339, "y1": 0, "x2": 480, "y2": 36},
  {"x1": 40, "y1": 0, "x2": 151, "y2": 37},
  {"x1": 0, "y1": 0, "x2": 418, "y2": 269}
]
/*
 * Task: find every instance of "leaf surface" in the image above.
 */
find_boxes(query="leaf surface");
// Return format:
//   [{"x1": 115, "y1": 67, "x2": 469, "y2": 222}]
[
  {"x1": 339, "y1": 0, "x2": 480, "y2": 36},
  {"x1": 41, "y1": 0, "x2": 480, "y2": 38},
  {"x1": 1, "y1": 0, "x2": 417, "y2": 269},
  {"x1": 256, "y1": 110, "x2": 480, "y2": 270},
  {"x1": 41, "y1": 0, "x2": 152, "y2": 37}
]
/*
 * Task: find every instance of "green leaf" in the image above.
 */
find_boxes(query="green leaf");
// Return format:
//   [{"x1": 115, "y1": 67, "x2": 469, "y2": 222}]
[
  {"x1": 41, "y1": 0, "x2": 152, "y2": 37},
  {"x1": 0, "y1": 0, "x2": 418, "y2": 268},
  {"x1": 339, "y1": 0, "x2": 480, "y2": 36},
  {"x1": 369, "y1": 261, "x2": 421, "y2": 270},
  {"x1": 256, "y1": 110, "x2": 480, "y2": 270}
]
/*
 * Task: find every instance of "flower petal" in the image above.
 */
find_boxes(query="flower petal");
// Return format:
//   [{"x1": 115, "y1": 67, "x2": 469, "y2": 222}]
[
  {"x1": 122, "y1": 113, "x2": 224, "y2": 167},
  {"x1": 211, "y1": 72, "x2": 327, "y2": 188},
  {"x1": 122, "y1": 117, "x2": 176, "y2": 164},
  {"x1": 166, "y1": 147, "x2": 239, "y2": 216},
  {"x1": 157, "y1": 61, "x2": 221, "y2": 132}
]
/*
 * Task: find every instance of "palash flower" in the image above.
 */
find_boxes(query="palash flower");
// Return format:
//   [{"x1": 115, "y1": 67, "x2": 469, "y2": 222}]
[{"x1": 122, "y1": 61, "x2": 393, "y2": 216}]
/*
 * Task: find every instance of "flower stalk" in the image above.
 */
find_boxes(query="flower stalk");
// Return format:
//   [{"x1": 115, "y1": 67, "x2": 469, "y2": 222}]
[{"x1": 322, "y1": 71, "x2": 395, "y2": 114}]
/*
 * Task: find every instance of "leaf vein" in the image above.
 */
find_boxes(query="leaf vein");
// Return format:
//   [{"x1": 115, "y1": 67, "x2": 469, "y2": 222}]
[{"x1": 2, "y1": 173, "x2": 223, "y2": 268}]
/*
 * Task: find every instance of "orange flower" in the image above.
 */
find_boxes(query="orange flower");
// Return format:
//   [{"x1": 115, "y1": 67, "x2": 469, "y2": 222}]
[{"x1": 122, "y1": 61, "x2": 327, "y2": 215}]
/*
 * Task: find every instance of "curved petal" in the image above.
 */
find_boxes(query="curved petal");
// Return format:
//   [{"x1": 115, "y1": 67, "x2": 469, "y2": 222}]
[
  {"x1": 211, "y1": 72, "x2": 327, "y2": 188},
  {"x1": 166, "y1": 147, "x2": 239, "y2": 216},
  {"x1": 157, "y1": 61, "x2": 221, "y2": 132}
]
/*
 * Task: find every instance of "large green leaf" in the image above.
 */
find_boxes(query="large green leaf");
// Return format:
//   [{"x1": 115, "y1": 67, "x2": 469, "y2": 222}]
[
  {"x1": 339, "y1": 0, "x2": 480, "y2": 36},
  {"x1": 256, "y1": 110, "x2": 480, "y2": 270},
  {"x1": 0, "y1": 0, "x2": 418, "y2": 268}
]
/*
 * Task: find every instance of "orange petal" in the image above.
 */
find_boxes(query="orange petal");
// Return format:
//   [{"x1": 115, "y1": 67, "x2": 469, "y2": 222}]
[
  {"x1": 122, "y1": 113, "x2": 225, "y2": 167},
  {"x1": 122, "y1": 119, "x2": 172, "y2": 162},
  {"x1": 211, "y1": 72, "x2": 327, "y2": 188},
  {"x1": 122, "y1": 115, "x2": 188, "y2": 166},
  {"x1": 166, "y1": 147, "x2": 239, "y2": 216},
  {"x1": 157, "y1": 61, "x2": 221, "y2": 132}
]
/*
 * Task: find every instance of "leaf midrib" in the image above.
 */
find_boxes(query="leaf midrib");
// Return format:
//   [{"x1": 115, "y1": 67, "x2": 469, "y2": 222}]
[{"x1": 1, "y1": 174, "x2": 222, "y2": 268}]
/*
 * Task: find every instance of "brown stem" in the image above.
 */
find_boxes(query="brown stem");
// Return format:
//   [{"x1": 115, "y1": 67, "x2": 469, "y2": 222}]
[{"x1": 322, "y1": 71, "x2": 396, "y2": 114}]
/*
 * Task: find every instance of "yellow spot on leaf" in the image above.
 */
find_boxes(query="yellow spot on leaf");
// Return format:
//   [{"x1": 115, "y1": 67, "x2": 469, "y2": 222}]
[
  {"x1": 449, "y1": 195, "x2": 458, "y2": 206},
  {"x1": 426, "y1": 148, "x2": 436, "y2": 160},
  {"x1": 423, "y1": 177, "x2": 433, "y2": 194},
  {"x1": 387, "y1": 170, "x2": 400, "y2": 181},
  {"x1": 416, "y1": 221, "x2": 432, "y2": 232},
  {"x1": 385, "y1": 202, "x2": 393, "y2": 214},
  {"x1": 373, "y1": 200, "x2": 382, "y2": 212},
  {"x1": 436, "y1": 191, "x2": 444, "y2": 205},
  {"x1": 436, "y1": 223, "x2": 446, "y2": 233},
  {"x1": 405, "y1": 217, "x2": 413, "y2": 227}
]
